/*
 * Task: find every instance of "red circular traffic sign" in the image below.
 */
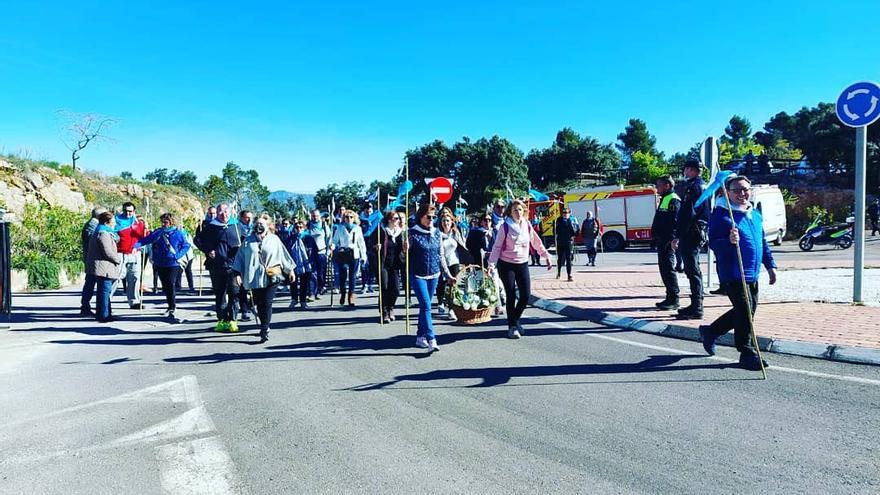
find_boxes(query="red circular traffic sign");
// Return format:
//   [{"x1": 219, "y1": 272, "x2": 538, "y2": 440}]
[{"x1": 430, "y1": 177, "x2": 453, "y2": 203}]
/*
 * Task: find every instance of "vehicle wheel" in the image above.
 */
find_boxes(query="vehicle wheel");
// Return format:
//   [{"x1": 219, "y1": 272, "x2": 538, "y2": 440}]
[
  {"x1": 838, "y1": 236, "x2": 853, "y2": 249},
  {"x1": 602, "y1": 232, "x2": 625, "y2": 252},
  {"x1": 773, "y1": 230, "x2": 783, "y2": 246},
  {"x1": 798, "y1": 236, "x2": 814, "y2": 251}
]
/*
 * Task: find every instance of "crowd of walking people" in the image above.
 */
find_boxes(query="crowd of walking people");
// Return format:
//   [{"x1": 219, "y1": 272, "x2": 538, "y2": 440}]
[{"x1": 79, "y1": 161, "x2": 782, "y2": 370}]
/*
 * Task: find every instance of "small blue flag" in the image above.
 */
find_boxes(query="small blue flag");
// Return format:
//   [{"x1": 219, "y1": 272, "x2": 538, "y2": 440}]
[
  {"x1": 528, "y1": 189, "x2": 549, "y2": 201},
  {"x1": 694, "y1": 170, "x2": 735, "y2": 207},
  {"x1": 397, "y1": 180, "x2": 413, "y2": 198}
]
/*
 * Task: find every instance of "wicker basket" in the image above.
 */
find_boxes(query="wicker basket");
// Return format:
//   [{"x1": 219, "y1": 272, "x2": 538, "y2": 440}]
[{"x1": 447, "y1": 265, "x2": 495, "y2": 325}]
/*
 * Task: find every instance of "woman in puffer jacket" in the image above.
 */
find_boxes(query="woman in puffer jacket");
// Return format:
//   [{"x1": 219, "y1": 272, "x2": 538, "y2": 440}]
[{"x1": 134, "y1": 212, "x2": 191, "y2": 323}]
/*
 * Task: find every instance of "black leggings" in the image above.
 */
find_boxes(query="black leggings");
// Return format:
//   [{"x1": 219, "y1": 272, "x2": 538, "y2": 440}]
[
  {"x1": 556, "y1": 244, "x2": 572, "y2": 277},
  {"x1": 252, "y1": 283, "x2": 279, "y2": 332},
  {"x1": 381, "y1": 266, "x2": 400, "y2": 311},
  {"x1": 497, "y1": 260, "x2": 531, "y2": 328},
  {"x1": 157, "y1": 265, "x2": 181, "y2": 311}
]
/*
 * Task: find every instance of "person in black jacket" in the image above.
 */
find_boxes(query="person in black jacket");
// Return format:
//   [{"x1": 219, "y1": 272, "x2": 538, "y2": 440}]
[
  {"x1": 466, "y1": 214, "x2": 493, "y2": 268},
  {"x1": 194, "y1": 203, "x2": 243, "y2": 329},
  {"x1": 870, "y1": 198, "x2": 880, "y2": 236},
  {"x1": 555, "y1": 208, "x2": 577, "y2": 281},
  {"x1": 651, "y1": 176, "x2": 681, "y2": 310},
  {"x1": 670, "y1": 159, "x2": 710, "y2": 319}
]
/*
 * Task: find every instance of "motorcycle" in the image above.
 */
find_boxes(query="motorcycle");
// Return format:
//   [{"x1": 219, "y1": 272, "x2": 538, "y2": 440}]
[{"x1": 798, "y1": 213, "x2": 854, "y2": 251}]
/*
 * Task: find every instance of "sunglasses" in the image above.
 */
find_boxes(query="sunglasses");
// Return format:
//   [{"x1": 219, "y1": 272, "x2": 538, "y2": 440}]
[
  {"x1": 426, "y1": 215, "x2": 437, "y2": 220},
  {"x1": 730, "y1": 187, "x2": 751, "y2": 194}
]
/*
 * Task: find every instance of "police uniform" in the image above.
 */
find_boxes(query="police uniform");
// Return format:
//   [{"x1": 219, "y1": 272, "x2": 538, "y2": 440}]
[
  {"x1": 652, "y1": 190, "x2": 681, "y2": 308},
  {"x1": 673, "y1": 166, "x2": 710, "y2": 318}
]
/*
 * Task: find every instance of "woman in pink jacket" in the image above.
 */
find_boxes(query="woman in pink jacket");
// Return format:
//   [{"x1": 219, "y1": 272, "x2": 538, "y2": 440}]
[{"x1": 488, "y1": 199, "x2": 552, "y2": 339}]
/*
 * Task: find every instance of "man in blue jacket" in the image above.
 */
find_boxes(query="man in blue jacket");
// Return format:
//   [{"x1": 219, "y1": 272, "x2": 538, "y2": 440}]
[{"x1": 699, "y1": 175, "x2": 778, "y2": 371}]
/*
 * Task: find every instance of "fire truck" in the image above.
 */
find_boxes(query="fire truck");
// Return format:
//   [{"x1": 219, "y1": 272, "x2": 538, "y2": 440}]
[{"x1": 528, "y1": 185, "x2": 658, "y2": 251}]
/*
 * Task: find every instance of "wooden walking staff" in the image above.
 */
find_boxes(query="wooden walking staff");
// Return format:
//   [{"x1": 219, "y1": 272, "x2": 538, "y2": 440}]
[
  {"x1": 404, "y1": 157, "x2": 411, "y2": 336},
  {"x1": 720, "y1": 180, "x2": 767, "y2": 380},
  {"x1": 376, "y1": 187, "x2": 384, "y2": 326},
  {"x1": 327, "y1": 202, "x2": 335, "y2": 308}
]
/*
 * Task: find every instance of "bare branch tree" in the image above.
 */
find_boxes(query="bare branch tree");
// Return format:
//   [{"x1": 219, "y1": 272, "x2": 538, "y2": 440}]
[{"x1": 57, "y1": 110, "x2": 117, "y2": 170}]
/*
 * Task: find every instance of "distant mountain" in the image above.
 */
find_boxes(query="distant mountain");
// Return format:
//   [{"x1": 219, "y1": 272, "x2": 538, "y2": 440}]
[{"x1": 269, "y1": 190, "x2": 315, "y2": 208}]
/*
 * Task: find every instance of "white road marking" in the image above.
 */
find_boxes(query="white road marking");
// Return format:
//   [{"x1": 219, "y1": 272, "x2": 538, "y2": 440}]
[
  {"x1": 156, "y1": 436, "x2": 240, "y2": 495},
  {"x1": 102, "y1": 405, "x2": 216, "y2": 449},
  {"x1": 542, "y1": 322, "x2": 880, "y2": 387}
]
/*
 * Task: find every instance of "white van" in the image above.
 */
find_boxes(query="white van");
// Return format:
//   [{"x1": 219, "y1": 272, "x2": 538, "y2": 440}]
[{"x1": 751, "y1": 185, "x2": 787, "y2": 245}]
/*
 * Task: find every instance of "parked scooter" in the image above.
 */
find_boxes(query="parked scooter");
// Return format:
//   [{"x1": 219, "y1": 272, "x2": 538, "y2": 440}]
[{"x1": 798, "y1": 213, "x2": 854, "y2": 251}]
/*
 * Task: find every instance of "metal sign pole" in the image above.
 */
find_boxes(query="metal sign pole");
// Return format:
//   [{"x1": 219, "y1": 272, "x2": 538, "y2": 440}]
[{"x1": 853, "y1": 125, "x2": 867, "y2": 303}]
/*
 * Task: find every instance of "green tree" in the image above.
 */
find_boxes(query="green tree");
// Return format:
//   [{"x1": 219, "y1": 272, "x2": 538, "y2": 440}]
[
  {"x1": 526, "y1": 128, "x2": 620, "y2": 189},
  {"x1": 201, "y1": 162, "x2": 269, "y2": 212},
  {"x1": 616, "y1": 118, "x2": 658, "y2": 161},
  {"x1": 454, "y1": 135, "x2": 528, "y2": 209},
  {"x1": 398, "y1": 140, "x2": 458, "y2": 201},
  {"x1": 721, "y1": 115, "x2": 753, "y2": 149},
  {"x1": 627, "y1": 150, "x2": 669, "y2": 184},
  {"x1": 314, "y1": 181, "x2": 365, "y2": 213}
]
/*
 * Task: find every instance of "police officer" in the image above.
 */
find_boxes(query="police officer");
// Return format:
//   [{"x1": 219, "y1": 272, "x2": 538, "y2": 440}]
[
  {"x1": 652, "y1": 176, "x2": 681, "y2": 310},
  {"x1": 670, "y1": 159, "x2": 709, "y2": 319},
  {"x1": 554, "y1": 207, "x2": 577, "y2": 281}
]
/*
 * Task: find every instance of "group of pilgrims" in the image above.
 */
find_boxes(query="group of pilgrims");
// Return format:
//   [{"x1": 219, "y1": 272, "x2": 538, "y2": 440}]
[{"x1": 80, "y1": 196, "x2": 560, "y2": 349}]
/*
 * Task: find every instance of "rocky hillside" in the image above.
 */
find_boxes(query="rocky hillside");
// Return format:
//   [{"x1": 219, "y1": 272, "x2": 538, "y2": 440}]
[{"x1": 0, "y1": 157, "x2": 204, "y2": 224}]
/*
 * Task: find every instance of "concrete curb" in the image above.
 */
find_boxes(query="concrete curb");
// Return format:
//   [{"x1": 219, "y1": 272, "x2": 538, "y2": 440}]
[{"x1": 531, "y1": 296, "x2": 880, "y2": 367}]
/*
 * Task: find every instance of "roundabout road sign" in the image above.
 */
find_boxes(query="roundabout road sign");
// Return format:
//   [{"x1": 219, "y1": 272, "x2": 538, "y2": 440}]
[{"x1": 836, "y1": 81, "x2": 880, "y2": 128}]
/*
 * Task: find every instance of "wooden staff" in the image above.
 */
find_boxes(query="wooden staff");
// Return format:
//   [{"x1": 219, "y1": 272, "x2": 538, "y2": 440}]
[
  {"x1": 404, "y1": 157, "x2": 411, "y2": 336},
  {"x1": 720, "y1": 181, "x2": 767, "y2": 380},
  {"x1": 377, "y1": 187, "x2": 384, "y2": 326}
]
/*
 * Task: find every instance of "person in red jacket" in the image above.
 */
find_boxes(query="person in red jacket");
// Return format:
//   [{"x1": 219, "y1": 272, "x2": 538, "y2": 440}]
[{"x1": 112, "y1": 202, "x2": 147, "y2": 309}]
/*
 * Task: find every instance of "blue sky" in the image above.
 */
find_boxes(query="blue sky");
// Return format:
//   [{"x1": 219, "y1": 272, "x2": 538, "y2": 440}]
[{"x1": 1, "y1": 1, "x2": 878, "y2": 193}]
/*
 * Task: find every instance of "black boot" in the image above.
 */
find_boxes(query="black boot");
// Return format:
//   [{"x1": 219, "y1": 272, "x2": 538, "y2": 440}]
[
  {"x1": 259, "y1": 328, "x2": 268, "y2": 343},
  {"x1": 676, "y1": 301, "x2": 703, "y2": 320},
  {"x1": 655, "y1": 298, "x2": 680, "y2": 310}
]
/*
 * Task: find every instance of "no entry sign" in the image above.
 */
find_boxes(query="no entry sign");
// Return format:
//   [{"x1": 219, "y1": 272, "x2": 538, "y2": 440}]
[{"x1": 430, "y1": 177, "x2": 453, "y2": 203}]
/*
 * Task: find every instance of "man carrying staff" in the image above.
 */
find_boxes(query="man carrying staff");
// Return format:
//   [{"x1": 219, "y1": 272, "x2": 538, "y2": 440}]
[
  {"x1": 699, "y1": 175, "x2": 777, "y2": 371},
  {"x1": 652, "y1": 176, "x2": 681, "y2": 310},
  {"x1": 670, "y1": 159, "x2": 709, "y2": 320},
  {"x1": 194, "y1": 203, "x2": 243, "y2": 331},
  {"x1": 114, "y1": 202, "x2": 147, "y2": 310},
  {"x1": 305, "y1": 209, "x2": 331, "y2": 299}
]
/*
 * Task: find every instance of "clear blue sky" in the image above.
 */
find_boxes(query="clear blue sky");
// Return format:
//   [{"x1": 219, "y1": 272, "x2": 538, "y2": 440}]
[{"x1": 1, "y1": 1, "x2": 878, "y2": 193}]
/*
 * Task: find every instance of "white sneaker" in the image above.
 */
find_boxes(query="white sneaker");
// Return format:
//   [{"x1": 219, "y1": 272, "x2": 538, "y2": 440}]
[
  {"x1": 447, "y1": 309, "x2": 457, "y2": 321},
  {"x1": 507, "y1": 328, "x2": 522, "y2": 339},
  {"x1": 415, "y1": 336, "x2": 429, "y2": 349},
  {"x1": 428, "y1": 339, "x2": 440, "y2": 352}
]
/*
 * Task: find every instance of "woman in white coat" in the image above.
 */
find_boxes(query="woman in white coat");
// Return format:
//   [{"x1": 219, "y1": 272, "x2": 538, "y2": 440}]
[{"x1": 330, "y1": 211, "x2": 367, "y2": 307}]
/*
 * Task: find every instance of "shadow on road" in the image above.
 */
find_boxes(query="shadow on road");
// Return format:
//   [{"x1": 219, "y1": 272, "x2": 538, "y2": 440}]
[{"x1": 347, "y1": 354, "x2": 742, "y2": 390}]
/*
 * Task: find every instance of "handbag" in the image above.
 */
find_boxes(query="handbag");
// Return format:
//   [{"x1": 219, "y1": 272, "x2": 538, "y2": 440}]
[
  {"x1": 258, "y1": 240, "x2": 285, "y2": 284},
  {"x1": 161, "y1": 231, "x2": 189, "y2": 270}
]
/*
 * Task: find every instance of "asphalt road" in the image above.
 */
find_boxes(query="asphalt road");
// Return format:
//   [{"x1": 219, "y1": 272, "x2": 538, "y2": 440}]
[{"x1": 1, "y1": 289, "x2": 878, "y2": 494}]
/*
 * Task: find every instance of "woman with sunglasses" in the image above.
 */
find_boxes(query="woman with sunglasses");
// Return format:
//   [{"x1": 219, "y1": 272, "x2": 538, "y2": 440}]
[
  {"x1": 380, "y1": 210, "x2": 405, "y2": 323},
  {"x1": 487, "y1": 199, "x2": 553, "y2": 339},
  {"x1": 330, "y1": 211, "x2": 367, "y2": 307},
  {"x1": 437, "y1": 208, "x2": 468, "y2": 320},
  {"x1": 403, "y1": 203, "x2": 449, "y2": 352}
]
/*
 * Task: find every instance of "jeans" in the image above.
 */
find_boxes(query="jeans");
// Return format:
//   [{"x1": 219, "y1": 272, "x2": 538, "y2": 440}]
[
  {"x1": 96, "y1": 276, "x2": 114, "y2": 321},
  {"x1": 80, "y1": 272, "x2": 97, "y2": 311},
  {"x1": 497, "y1": 260, "x2": 531, "y2": 328},
  {"x1": 252, "y1": 283, "x2": 279, "y2": 332},
  {"x1": 410, "y1": 275, "x2": 438, "y2": 340},
  {"x1": 156, "y1": 265, "x2": 181, "y2": 311},
  {"x1": 336, "y1": 258, "x2": 358, "y2": 300},
  {"x1": 657, "y1": 241, "x2": 679, "y2": 300},
  {"x1": 708, "y1": 281, "x2": 759, "y2": 356},
  {"x1": 680, "y1": 241, "x2": 703, "y2": 307},
  {"x1": 310, "y1": 253, "x2": 328, "y2": 296}
]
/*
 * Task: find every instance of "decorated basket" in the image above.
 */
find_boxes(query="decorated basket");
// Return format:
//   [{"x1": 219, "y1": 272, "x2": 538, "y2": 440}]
[{"x1": 446, "y1": 265, "x2": 498, "y2": 325}]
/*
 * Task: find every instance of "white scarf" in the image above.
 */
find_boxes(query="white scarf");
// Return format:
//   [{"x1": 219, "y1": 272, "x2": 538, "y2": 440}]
[
  {"x1": 504, "y1": 216, "x2": 525, "y2": 236},
  {"x1": 411, "y1": 224, "x2": 435, "y2": 235},
  {"x1": 384, "y1": 226, "x2": 402, "y2": 239}
]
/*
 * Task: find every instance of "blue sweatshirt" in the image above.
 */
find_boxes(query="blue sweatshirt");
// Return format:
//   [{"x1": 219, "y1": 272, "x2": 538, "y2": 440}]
[
  {"x1": 135, "y1": 227, "x2": 191, "y2": 268},
  {"x1": 708, "y1": 199, "x2": 777, "y2": 283}
]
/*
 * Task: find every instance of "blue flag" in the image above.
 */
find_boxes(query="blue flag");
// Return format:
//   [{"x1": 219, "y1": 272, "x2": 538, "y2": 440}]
[
  {"x1": 694, "y1": 170, "x2": 735, "y2": 207},
  {"x1": 362, "y1": 210, "x2": 383, "y2": 236},
  {"x1": 397, "y1": 180, "x2": 413, "y2": 198},
  {"x1": 528, "y1": 189, "x2": 549, "y2": 201}
]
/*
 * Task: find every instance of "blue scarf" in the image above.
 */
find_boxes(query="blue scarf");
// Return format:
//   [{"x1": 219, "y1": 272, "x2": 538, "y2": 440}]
[
  {"x1": 97, "y1": 224, "x2": 120, "y2": 242},
  {"x1": 115, "y1": 214, "x2": 135, "y2": 231}
]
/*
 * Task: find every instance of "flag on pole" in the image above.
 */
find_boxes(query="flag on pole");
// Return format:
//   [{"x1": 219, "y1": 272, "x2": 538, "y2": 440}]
[
  {"x1": 458, "y1": 196, "x2": 468, "y2": 207},
  {"x1": 506, "y1": 183, "x2": 515, "y2": 202},
  {"x1": 528, "y1": 189, "x2": 549, "y2": 201},
  {"x1": 695, "y1": 170, "x2": 735, "y2": 207},
  {"x1": 366, "y1": 190, "x2": 378, "y2": 202}
]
